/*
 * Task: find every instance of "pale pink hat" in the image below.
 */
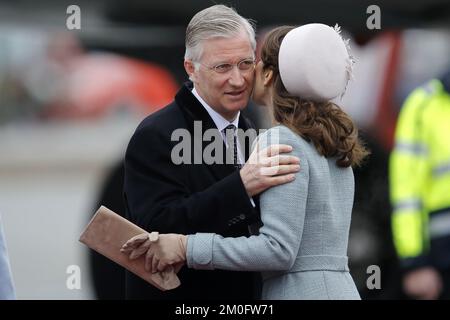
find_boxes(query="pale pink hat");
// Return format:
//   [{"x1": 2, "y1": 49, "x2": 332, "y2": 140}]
[{"x1": 278, "y1": 23, "x2": 354, "y2": 102}]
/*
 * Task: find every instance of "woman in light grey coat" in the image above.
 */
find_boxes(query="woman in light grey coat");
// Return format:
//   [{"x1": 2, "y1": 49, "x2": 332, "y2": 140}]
[{"x1": 122, "y1": 25, "x2": 369, "y2": 300}]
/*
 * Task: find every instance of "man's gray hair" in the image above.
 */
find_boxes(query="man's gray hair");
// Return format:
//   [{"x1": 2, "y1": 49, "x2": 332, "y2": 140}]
[{"x1": 184, "y1": 5, "x2": 256, "y2": 63}]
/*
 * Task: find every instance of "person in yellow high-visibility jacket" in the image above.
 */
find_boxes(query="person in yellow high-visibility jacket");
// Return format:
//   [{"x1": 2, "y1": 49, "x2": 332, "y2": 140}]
[{"x1": 390, "y1": 69, "x2": 450, "y2": 299}]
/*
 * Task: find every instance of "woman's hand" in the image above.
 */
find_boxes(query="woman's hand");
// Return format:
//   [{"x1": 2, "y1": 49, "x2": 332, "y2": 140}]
[
  {"x1": 121, "y1": 232, "x2": 187, "y2": 273},
  {"x1": 121, "y1": 232, "x2": 156, "y2": 259}
]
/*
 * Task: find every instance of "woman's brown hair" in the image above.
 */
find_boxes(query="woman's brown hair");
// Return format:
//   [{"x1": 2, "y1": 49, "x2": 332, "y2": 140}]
[{"x1": 260, "y1": 26, "x2": 369, "y2": 167}]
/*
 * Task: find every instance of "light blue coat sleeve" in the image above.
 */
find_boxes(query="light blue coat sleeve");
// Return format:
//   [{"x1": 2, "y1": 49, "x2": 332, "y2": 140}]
[{"x1": 187, "y1": 126, "x2": 309, "y2": 271}]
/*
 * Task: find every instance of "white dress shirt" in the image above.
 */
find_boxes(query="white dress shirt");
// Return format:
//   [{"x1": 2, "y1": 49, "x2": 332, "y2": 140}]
[{"x1": 192, "y1": 87, "x2": 245, "y2": 165}]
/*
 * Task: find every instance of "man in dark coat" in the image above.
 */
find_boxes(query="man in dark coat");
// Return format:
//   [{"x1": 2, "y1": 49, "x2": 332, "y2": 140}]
[{"x1": 123, "y1": 4, "x2": 299, "y2": 299}]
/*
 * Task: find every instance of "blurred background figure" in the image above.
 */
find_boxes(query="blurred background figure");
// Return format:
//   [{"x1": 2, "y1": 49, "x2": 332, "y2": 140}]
[
  {"x1": 0, "y1": 213, "x2": 15, "y2": 300},
  {"x1": 390, "y1": 68, "x2": 450, "y2": 299}
]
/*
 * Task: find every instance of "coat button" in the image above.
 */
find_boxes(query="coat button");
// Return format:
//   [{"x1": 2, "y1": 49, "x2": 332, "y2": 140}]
[{"x1": 239, "y1": 214, "x2": 245, "y2": 220}]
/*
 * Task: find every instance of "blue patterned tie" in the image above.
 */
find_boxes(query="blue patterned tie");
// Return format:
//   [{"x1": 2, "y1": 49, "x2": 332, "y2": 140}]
[{"x1": 223, "y1": 124, "x2": 241, "y2": 170}]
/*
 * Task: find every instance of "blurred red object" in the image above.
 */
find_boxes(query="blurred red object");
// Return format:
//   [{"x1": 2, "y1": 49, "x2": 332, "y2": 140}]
[{"x1": 43, "y1": 53, "x2": 179, "y2": 119}]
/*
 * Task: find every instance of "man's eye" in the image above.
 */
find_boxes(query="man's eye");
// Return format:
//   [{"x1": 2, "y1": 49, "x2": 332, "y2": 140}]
[
  {"x1": 241, "y1": 61, "x2": 254, "y2": 67},
  {"x1": 215, "y1": 64, "x2": 231, "y2": 72}
]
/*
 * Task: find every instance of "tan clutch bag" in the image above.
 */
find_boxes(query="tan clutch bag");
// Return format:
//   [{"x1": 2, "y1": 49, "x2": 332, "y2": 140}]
[{"x1": 79, "y1": 206, "x2": 180, "y2": 291}]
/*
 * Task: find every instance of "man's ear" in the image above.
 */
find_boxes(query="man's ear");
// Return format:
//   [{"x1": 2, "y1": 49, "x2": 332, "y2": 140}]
[
  {"x1": 184, "y1": 60, "x2": 197, "y2": 82},
  {"x1": 263, "y1": 69, "x2": 274, "y2": 87}
]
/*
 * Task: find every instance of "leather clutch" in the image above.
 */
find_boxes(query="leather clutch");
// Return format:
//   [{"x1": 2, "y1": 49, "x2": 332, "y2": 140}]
[{"x1": 79, "y1": 206, "x2": 180, "y2": 291}]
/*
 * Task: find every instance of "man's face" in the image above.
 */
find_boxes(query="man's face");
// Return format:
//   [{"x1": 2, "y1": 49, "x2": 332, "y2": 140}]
[{"x1": 186, "y1": 32, "x2": 255, "y2": 121}]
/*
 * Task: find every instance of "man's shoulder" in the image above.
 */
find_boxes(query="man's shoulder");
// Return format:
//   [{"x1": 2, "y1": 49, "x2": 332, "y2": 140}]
[
  {"x1": 136, "y1": 101, "x2": 187, "y2": 134},
  {"x1": 125, "y1": 101, "x2": 187, "y2": 152}
]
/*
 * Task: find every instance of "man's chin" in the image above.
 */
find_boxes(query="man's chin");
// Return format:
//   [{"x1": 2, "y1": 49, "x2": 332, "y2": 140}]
[
  {"x1": 225, "y1": 100, "x2": 249, "y2": 112},
  {"x1": 226, "y1": 94, "x2": 250, "y2": 107}
]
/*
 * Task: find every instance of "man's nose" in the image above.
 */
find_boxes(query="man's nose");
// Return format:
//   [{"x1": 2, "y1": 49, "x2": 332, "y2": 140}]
[{"x1": 228, "y1": 66, "x2": 245, "y2": 87}]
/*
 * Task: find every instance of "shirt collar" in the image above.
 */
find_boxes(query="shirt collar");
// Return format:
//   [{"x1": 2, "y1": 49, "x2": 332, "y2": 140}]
[{"x1": 192, "y1": 87, "x2": 240, "y2": 132}]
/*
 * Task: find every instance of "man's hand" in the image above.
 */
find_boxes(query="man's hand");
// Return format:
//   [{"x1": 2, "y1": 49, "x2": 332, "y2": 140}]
[
  {"x1": 403, "y1": 267, "x2": 443, "y2": 300},
  {"x1": 240, "y1": 144, "x2": 300, "y2": 197}
]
